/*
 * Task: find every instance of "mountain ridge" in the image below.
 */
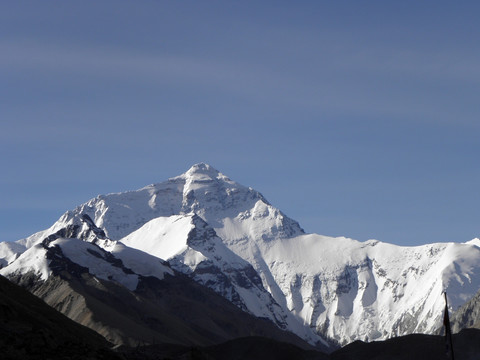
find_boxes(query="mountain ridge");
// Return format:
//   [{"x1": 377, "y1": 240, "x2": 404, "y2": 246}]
[
  {"x1": 2, "y1": 232, "x2": 314, "y2": 350},
  {"x1": 1, "y1": 163, "x2": 479, "y2": 348}
]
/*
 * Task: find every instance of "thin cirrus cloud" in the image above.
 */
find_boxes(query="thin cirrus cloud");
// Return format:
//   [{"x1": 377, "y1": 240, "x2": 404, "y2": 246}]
[
  {"x1": 4, "y1": 37, "x2": 478, "y2": 122},
  {"x1": 1, "y1": 39, "x2": 285, "y2": 97}
]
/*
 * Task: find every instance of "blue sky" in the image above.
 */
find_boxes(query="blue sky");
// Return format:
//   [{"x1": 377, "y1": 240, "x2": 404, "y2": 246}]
[{"x1": 1, "y1": 1, "x2": 479, "y2": 246}]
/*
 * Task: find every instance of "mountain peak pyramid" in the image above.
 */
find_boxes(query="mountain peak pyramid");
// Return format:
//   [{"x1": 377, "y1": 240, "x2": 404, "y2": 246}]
[
  {"x1": 183, "y1": 163, "x2": 227, "y2": 181},
  {"x1": 16, "y1": 164, "x2": 303, "y2": 244}
]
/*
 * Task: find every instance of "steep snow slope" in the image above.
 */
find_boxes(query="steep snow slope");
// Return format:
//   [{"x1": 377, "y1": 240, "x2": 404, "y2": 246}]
[
  {"x1": 120, "y1": 205, "x2": 480, "y2": 345},
  {"x1": 121, "y1": 213, "x2": 325, "y2": 346},
  {"x1": 30, "y1": 163, "x2": 304, "y2": 245},
  {"x1": 226, "y1": 234, "x2": 480, "y2": 344},
  {"x1": 7, "y1": 164, "x2": 303, "y2": 256},
  {"x1": 0, "y1": 235, "x2": 173, "y2": 291},
  {"x1": 1, "y1": 163, "x2": 479, "y2": 347}
]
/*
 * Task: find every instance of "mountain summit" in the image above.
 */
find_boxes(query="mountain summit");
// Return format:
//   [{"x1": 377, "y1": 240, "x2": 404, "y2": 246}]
[
  {"x1": 47, "y1": 162, "x2": 304, "y2": 243},
  {"x1": 183, "y1": 162, "x2": 228, "y2": 181},
  {"x1": 1, "y1": 164, "x2": 480, "y2": 348}
]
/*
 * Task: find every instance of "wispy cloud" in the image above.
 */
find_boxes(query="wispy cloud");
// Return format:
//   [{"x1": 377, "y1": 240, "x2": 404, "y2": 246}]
[{"x1": 2, "y1": 33, "x2": 480, "y2": 132}]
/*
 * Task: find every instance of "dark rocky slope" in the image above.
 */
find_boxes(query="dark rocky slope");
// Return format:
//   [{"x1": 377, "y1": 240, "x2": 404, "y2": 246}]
[
  {"x1": 4, "y1": 268, "x2": 480, "y2": 360},
  {"x1": 8, "y1": 260, "x2": 315, "y2": 350},
  {"x1": 0, "y1": 274, "x2": 120, "y2": 360},
  {"x1": 451, "y1": 287, "x2": 480, "y2": 332}
]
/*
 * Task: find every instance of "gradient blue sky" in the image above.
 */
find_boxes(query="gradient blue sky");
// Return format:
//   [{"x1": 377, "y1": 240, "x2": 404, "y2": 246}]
[{"x1": 1, "y1": 1, "x2": 479, "y2": 246}]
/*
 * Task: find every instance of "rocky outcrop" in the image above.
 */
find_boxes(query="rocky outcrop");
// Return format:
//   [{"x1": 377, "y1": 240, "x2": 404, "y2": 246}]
[
  {"x1": 0, "y1": 274, "x2": 119, "y2": 359},
  {"x1": 451, "y1": 288, "x2": 480, "y2": 332}
]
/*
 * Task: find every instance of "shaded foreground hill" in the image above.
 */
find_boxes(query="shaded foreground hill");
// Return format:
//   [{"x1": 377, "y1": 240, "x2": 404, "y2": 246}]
[
  {"x1": 0, "y1": 274, "x2": 120, "y2": 360},
  {"x1": 331, "y1": 328, "x2": 480, "y2": 360},
  {"x1": 0, "y1": 268, "x2": 327, "y2": 360},
  {"x1": 9, "y1": 265, "x2": 315, "y2": 350},
  {"x1": 1, "y1": 271, "x2": 322, "y2": 360},
  {"x1": 118, "y1": 329, "x2": 480, "y2": 360},
  {"x1": 122, "y1": 337, "x2": 330, "y2": 360}
]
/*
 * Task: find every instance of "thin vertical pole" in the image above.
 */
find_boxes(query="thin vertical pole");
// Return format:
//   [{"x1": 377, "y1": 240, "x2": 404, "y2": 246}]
[{"x1": 444, "y1": 292, "x2": 455, "y2": 360}]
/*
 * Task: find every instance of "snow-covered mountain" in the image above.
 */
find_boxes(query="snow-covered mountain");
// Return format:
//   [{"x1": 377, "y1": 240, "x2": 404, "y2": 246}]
[
  {"x1": 0, "y1": 213, "x2": 312, "y2": 349},
  {"x1": 1, "y1": 163, "x2": 480, "y2": 347}
]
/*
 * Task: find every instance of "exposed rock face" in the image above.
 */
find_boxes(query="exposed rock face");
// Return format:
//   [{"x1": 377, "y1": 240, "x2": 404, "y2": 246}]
[
  {"x1": 0, "y1": 274, "x2": 119, "y2": 360},
  {"x1": 451, "y1": 288, "x2": 480, "y2": 332}
]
